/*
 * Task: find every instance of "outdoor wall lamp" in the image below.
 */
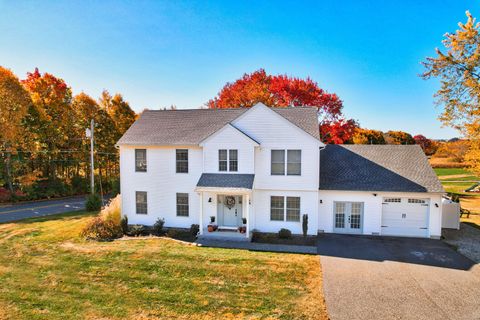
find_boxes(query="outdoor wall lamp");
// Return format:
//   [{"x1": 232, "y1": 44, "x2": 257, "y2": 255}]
[
  {"x1": 373, "y1": 193, "x2": 377, "y2": 197},
  {"x1": 249, "y1": 199, "x2": 251, "y2": 205},
  {"x1": 208, "y1": 197, "x2": 212, "y2": 203},
  {"x1": 435, "y1": 203, "x2": 439, "y2": 208},
  {"x1": 320, "y1": 199, "x2": 323, "y2": 204}
]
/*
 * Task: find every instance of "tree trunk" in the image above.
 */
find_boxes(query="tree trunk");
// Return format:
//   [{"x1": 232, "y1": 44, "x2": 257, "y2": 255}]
[{"x1": 5, "y1": 152, "x2": 14, "y2": 194}]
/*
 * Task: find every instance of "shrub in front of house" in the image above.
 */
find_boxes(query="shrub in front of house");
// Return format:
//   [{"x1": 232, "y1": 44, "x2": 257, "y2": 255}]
[
  {"x1": 120, "y1": 215, "x2": 128, "y2": 235},
  {"x1": 153, "y1": 218, "x2": 165, "y2": 235},
  {"x1": 127, "y1": 224, "x2": 148, "y2": 237},
  {"x1": 190, "y1": 224, "x2": 200, "y2": 236},
  {"x1": 85, "y1": 193, "x2": 102, "y2": 211},
  {"x1": 278, "y1": 228, "x2": 292, "y2": 239},
  {"x1": 81, "y1": 195, "x2": 122, "y2": 240}
]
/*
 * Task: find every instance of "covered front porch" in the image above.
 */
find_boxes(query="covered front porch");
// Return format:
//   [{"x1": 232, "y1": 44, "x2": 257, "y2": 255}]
[{"x1": 195, "y1": 173, "x2": 254, "y2": 239}]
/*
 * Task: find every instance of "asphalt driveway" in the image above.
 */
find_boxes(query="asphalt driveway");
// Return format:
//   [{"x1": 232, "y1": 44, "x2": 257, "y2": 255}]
[
  {"x1": 0, "y1": 196, "x2": 87, "y2": 223},
  {"x1": 318, "y1": 234, "x2": 480, "y2": 320}
]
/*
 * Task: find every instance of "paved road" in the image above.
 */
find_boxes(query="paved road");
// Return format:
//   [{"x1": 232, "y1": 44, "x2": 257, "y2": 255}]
[
  {"x1": 318, "y1": 234, "x2": 480, "y2": 320},
  {"x1": 0, "y1": 196, "x2": 86, "y2": 223}
]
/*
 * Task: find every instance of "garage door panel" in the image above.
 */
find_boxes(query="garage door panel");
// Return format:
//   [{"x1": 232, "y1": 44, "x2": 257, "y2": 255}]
[{"x1": 381, "y1": 198, "x2": 429, "y2": 238}]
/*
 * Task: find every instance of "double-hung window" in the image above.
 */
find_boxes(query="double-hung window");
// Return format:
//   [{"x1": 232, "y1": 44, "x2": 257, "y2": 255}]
[
  {"x1": 136, "y1": 191, "x2": 147, "y2": 214},
  {"x1": 176, "y1": 193, "x2": 189, "y2": 217},
  {"x1": 270, "y1": 196, "x2": 300, "y2": 221},
  {"x1": 219, "y1": 150, "x2": 228, "y2": 171},
  {"x1": 219, "y1": 149, "x2": 238, "y2": 172},
  {"x1": 135, "y1": 149, "x2": 147, "y2": 172},
  {"x1": 229, "y1": 150, "x2": 238, "y2": 172},
  {"x1": 271, "y1": 150, "x2": 301, "y2": 175},
  {"x1": 176, "y1": 149, "x2": 188, "y2": 173},
  {"x1": 271, "y1": 150, "x2": 285, "y2": 175}
]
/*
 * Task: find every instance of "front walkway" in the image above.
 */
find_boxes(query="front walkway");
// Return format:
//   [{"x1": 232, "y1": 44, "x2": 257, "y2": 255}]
[
  {"x1": 318, "y1": 234, "x2": 480, "y2": 320},
  {"x1": 195, "y1": 238, "x2": 317, "y2": 254}
]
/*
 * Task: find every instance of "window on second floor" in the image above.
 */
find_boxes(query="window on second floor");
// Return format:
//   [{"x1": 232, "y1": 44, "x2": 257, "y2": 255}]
[
  {"x1": 229, "y1": 149, "x2": 238, "y2": 172},
  {"x1": 271, "y1": 150, "x2": 285, "y2": 175},
  {"x1": 219, "y1": 149, "x2": 238, "y2": 172},
  {"x1": 271, "y1": 149, "x2": 301, "y2": 175},
  {"x1": 176, "y1": 149, "x2": 188, "y2": 173},
  {"x1": 135, "y1": 149, "x2": 147, "y2": 172},
  {"x1": 219, "y1": 149, "x2": 228, "y2": 171}
]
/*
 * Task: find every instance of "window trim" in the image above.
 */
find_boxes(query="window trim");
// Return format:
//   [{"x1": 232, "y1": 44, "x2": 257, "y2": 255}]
[
  {"x1": 135, "y1": 149, "x2": 147, "y2": 172},
  {"x1": 271, "y1": 150, "x2": 286, "y2": 175},
  {"x1": 270, "y1": 195, "x2": 301, "y2": 222},
  {"x1": 219, "y1": 149, "x2": 228, "y2": 172},
  {"x1": 135, "y1": 191, "x2": 148, "y2": 215},
  {"x1": 219, "y1": 149, "x2": 238, "y2": 172},
  {"x1": 176, "y1": 149, "x2": 189, "y2": 173},
  {"x1": 287, "y1": 150, "x2": 301, "y2": 176},
  {"x1": 176, "y1": 193, "x2": 189, "y2": 217},
  {"x1": 229, "y1": 149, "x2": 238, "y2": 172}
]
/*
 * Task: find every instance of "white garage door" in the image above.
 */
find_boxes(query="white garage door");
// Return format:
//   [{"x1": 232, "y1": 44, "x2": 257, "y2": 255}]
[{"x1": 381, "y1": 197, "x2": 429, "y2": 238}]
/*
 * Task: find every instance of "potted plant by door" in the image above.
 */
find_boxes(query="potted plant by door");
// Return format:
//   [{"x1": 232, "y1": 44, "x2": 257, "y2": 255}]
[
  {"x1": 208, "y1": 216, "x2": 217, "y2": 232},
  {"x1": 238, "y1": 218, "x2": 247, "y2": 233}
]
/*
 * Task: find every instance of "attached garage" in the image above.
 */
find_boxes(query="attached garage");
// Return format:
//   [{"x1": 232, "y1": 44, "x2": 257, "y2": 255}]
[
  {"x1": 319, "y1": 145, "x2": 445, "y2": 239},
  {"x1": 381, "y1": 197, "x2": 429, "y2": 237}
]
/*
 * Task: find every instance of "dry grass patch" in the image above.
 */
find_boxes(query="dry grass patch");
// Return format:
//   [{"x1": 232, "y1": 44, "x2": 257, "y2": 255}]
[{"x1": 0, "y1": 211, "x2": 327, "y2": 320}]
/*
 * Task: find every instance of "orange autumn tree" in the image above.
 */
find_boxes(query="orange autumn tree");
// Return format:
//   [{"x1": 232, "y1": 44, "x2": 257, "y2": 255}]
[{"x1": 207, "y1": 69, "x2": 357, "y2": 143}]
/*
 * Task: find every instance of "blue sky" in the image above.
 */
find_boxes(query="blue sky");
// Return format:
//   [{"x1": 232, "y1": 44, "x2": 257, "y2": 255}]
[{"x1": 0, "y1": 1, "x2": 477, "y2": 139}]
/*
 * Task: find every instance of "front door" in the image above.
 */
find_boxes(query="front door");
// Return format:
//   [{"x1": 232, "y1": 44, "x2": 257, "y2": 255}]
[
  {"x1": 221, "y1": 195, "x2": 242, "y2": 227},
  {"x1": 333, "y1": 202, "x2": 363, "y2": 234}
]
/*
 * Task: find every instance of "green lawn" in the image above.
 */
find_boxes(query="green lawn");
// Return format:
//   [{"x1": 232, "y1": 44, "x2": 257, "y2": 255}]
[
  {"x1": 434, "y1": 168, "x2": 471, "y2": 176},
  {"x1": 0, "y1": 212, "x2": 326, "y2": 320},
  {"x1": 435, "y1": 168, "x2": 480, "y2": 227}
]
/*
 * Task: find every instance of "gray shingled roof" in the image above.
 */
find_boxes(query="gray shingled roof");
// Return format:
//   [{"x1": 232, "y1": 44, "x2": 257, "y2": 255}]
[
  {"x1": 116, "y1": 105, "x2": 319, "y2": 146},
  {"x1": 197, "y1": 173, "x2": 255, "y2": 189},
  {"x1": 319, "y1": 145, "x2": 444, "y2": 193}
]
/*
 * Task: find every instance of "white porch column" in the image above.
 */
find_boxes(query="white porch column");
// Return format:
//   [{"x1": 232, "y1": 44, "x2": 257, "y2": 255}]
[
  {"x1": 199, "y1": 192, "x2": 204, "y2": 235},
  {"x1": 245, "y1": 193, "x2": 250, "y2": 238}
]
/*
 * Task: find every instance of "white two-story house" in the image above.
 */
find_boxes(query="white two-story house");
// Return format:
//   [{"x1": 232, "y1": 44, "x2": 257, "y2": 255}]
[{"x1": 117, "y1": 103, "x2": 445, "y2": 239}]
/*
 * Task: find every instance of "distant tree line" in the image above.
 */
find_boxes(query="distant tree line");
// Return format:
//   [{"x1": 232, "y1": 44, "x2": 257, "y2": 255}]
[{"x1": 0, "y1": 67, "x2": 136, "y2": 202}]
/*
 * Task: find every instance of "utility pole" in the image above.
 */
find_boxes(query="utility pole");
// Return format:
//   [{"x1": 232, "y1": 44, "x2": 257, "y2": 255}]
[{"x1": 86, "y1": 120, "x2": 95, "y2": 195}]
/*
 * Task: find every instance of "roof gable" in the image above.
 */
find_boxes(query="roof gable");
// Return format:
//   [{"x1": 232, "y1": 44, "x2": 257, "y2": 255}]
[
  {"x1": 117, "y1": 104, "x2": 320, "y2": 146},
  {"x1": 199, "y1": 123, "x2": 260, "y2": 146},
  {"x1": 319, "y1": 145, "x2": 444, "y2": 193}
]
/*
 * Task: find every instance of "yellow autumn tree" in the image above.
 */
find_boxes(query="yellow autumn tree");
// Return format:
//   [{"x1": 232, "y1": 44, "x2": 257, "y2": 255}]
[
  {"x1": 0, "y1": 66, "x2": 32, "y2": 192},
  {"x1": 422, "y1": 11, "x2": 480, "y2": 174}
]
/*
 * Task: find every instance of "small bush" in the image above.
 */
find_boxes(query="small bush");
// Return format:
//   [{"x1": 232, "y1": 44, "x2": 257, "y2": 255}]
[
  {"x1": 81, "y1": 216, "x2": 122, "y2": 240},
  {"x1": 153, "y1": 218, "x2": 165, "y2": 235},
  {"x1": 120, "y1": 215, "x2": 128, "y2": 235},
  {"x1": 86, "y1": 194, "x2": 102, "y2": 211},
  {"x1": 302, "y1": 214, "x2": 308, "y2": 237},
  {"x1": 166, "y1": 228, "x2": 179, "y2": 238},
  {"x1": 190, "y1": 224, "x2": 200, "y2": 236},
  {"x1": 278, "y1": 228, "x2": 292, "y2": 239},
  {"x1": 81, "y1": 195, "x2": 122, "y2": 241},
  {"x1": 128, "y1": 224, "x2": 147, "y2": 237}
]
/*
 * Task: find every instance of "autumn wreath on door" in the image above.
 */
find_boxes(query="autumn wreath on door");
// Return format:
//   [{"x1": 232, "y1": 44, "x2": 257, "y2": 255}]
[{"x1": 225, "y1": 196, "x2": 236, "y2": 209}]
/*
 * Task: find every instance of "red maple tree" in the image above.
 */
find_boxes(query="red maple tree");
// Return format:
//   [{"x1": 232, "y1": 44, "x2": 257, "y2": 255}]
[{"x1": 207, "y1": 69, "x2": 357, "y2": 143}]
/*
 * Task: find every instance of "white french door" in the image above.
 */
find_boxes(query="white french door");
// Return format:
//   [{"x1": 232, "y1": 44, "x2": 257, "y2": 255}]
[{"x1": 333, "y1": 202, "x2": 363, "y2": 234}]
